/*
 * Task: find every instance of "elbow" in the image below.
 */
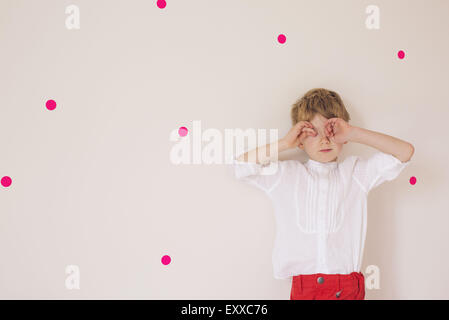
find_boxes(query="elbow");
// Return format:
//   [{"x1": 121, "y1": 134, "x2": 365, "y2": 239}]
[{"x1": 404, "y1": 143, "x2": 415, "y2": 162}]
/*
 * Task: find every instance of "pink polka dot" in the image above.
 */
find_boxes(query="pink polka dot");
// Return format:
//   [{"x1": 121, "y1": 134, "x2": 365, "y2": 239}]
[
  {"x1": 157, "y1": 0, "x2": 167, "y2": 9},
  {"x1": 161, "y1": 255, "x2": 171, "y2": 265},
  {"x1": 1, "y1": 176, "x2": 12, "y2": 187},
  {"x1": 46, "y1": 99, "x2": 56, "y2": 110},
  {"x1": 178, "y1": 126, "x2": 188, "y2": 137},
  {"x1": 277, "y1": 34, "x2": 286, "y2": 44},
  {"x1": 398, "y1": 50, "x2": 405, "y2": 59},
  {"x1": 409, "y1": 176, "x2": 416, "y2": 185}
]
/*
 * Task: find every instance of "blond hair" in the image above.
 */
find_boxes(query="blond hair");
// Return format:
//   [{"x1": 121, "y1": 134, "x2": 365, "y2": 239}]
[{"x1": 290, "y1": 88, "x2": 351, "y2": 126}]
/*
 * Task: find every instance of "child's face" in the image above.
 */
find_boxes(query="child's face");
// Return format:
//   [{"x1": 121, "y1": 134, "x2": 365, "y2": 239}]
[{"x1": 298, "y1": 113, "x2": 346, "y2": 163}]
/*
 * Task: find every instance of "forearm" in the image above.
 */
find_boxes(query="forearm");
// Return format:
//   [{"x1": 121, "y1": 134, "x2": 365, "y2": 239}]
[
  {"x1": 348, "y1": 126, "x2": 414, "y2": 162},
  {"x1": 236, "y1": 139, "x2": 290, "y2": 164}
]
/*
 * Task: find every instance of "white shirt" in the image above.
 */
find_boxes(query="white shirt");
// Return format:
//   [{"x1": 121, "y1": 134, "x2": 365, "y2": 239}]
[{"x1": 232, "y1": 151, "x2": 411, "y2": 280}]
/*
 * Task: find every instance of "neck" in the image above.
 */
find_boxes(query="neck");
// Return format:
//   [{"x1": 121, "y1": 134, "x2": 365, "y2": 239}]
[{"x1": 306, "y1": 157, "x2": 338, "y2": 170}]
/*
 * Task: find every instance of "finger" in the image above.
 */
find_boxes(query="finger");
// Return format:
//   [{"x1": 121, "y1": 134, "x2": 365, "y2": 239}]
[
  {"x1": 299, "y1": 122, "x2": 309, "y2": 130},
  {"x1": 305, "y1": 122, "x2": 314, "y2": 129},
  {"x1": 304, "y1": 128, "x2": 316, "y2": 135},
  {"x1": 299, "y1": 129, "x2": 314, "y2": 141}
]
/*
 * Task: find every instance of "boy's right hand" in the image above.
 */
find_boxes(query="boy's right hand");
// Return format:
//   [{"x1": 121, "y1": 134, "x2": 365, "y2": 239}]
[{"x1": 282, "y1": 121, "x2": 317, "y2": 149}]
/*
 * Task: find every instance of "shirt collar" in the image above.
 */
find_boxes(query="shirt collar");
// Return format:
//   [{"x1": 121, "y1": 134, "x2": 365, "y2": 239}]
[{"x1": 305, "y1": 158, "x2": 338, "y2": 171}]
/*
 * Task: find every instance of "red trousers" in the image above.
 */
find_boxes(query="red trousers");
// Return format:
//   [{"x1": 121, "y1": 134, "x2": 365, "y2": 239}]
[{"x1": 290, "y1": 272, "x2": 365, "y2": 300}]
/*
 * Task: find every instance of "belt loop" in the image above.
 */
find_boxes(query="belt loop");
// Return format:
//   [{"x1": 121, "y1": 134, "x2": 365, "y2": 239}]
[
  {"x1": 357, "y1": 273, "x2": 360, "y2": 291},
  {"x1": 299, "y1": 275, "x2": 303, "y2": 293},
  {"x1": 337, "y1": 274, "x2": 341, "y2": 291}
]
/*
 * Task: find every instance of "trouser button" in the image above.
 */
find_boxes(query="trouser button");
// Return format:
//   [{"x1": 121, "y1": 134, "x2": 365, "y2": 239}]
[{"x1": 317, "y1": 276, "x2": 324, "y2": 284}]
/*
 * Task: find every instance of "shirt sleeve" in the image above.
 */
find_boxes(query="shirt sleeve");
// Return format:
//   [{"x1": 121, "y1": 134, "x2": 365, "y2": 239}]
[
  {"x1": 231, "y1": 155, "x2": 285, "y2": 194},
  {"x1": 352, "y1": 151, "x2": 411, "y2": 194}
]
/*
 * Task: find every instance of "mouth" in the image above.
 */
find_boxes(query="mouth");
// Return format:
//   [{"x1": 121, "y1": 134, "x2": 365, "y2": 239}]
[{"x1": 320, "y1": 149, "x2": 332, "y2": 152}]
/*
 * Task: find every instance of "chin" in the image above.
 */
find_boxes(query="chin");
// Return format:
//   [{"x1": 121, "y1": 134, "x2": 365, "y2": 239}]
[{"x1": 319, "y1": 151, "x2": 338, "y2": 161}]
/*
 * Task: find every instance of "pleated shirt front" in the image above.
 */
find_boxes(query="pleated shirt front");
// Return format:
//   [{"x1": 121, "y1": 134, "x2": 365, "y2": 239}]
[{"x1": 231, "y1": 151, "x2": 411, "y2": 280}]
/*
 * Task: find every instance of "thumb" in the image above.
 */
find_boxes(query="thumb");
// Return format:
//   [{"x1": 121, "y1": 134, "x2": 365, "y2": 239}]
[{"x1": 297, "y1": 131, "x2": 307, "y2": 144}]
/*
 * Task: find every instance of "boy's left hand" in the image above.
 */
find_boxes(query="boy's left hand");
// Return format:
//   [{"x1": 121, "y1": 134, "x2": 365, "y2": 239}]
[{"x1": 324, "y1": 118, "x2": 354, "y2": 144}]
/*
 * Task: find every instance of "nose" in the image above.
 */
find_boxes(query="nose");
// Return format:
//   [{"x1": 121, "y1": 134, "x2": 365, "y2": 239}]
[
  {"x1": 315, "y1": 129, "x2": 331, "y2": 145},
  {"x1": 316, "y1": 130, "x2": 330, "y2": 141}
]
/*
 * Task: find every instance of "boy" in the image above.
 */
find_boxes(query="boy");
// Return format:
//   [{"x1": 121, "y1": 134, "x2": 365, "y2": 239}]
[{"x1": 232, "y1": 88, "x2": 414, "y2": 300}]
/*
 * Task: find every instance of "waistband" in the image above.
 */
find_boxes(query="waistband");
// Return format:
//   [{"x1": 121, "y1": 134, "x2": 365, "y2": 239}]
[{"x1": 292, "y1": 272, "x2": 364, "y2": 288}]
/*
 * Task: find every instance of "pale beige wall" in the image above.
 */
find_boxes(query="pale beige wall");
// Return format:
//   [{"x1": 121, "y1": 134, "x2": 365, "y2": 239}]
[{"x1": 0, "y1": 0, "x2": 448, "y2": 299}]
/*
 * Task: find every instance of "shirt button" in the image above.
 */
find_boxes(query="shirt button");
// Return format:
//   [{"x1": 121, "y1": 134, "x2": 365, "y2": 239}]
[{"x1": 317, "y1": 277, "x2": 324, "y2": 284}]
